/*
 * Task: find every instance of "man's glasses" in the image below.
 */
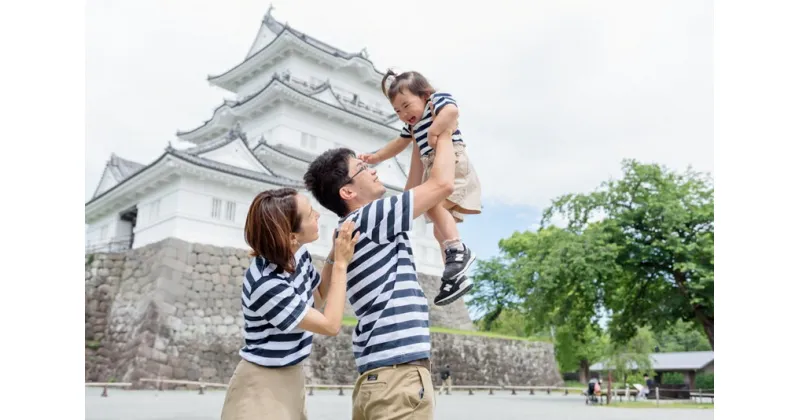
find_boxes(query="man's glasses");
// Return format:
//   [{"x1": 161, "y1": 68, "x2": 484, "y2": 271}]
[{"x1": 344, "y1": 163, "x2": 369, "y2": 185}]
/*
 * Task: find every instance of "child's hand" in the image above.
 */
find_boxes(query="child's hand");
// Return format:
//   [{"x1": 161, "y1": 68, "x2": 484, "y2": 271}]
[
  {"x1": 357, "y1": 153, "x2": 380, "y2": 164},
  {"x1": 428, "y1": 134, "x2": 439, "y2": 149}
]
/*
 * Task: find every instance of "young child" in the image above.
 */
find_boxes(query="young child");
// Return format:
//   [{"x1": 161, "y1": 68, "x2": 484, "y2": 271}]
[{"x1": 358, "y1": 70, "x2": 482, "y2": 306}]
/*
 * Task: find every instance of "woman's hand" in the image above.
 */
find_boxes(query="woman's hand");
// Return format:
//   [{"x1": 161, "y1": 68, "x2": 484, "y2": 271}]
[{"x1": 333, "y1": 220, "x2": 360, "y2": 265}]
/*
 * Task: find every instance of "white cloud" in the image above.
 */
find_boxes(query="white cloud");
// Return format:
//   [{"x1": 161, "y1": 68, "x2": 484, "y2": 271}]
[{"x1": 85, "y1": 0, "x2": 713, "y2": 210}]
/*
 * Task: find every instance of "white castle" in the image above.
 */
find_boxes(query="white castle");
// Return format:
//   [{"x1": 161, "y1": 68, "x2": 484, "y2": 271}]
[{"x1": 84, "y1": 6, "x2": 444, "y2": 276}]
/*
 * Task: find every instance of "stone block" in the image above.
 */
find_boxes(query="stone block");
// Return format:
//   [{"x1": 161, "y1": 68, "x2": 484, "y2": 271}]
[
  {"x1": 162, "y1": 257, "x2": 187, "y2": 273},
  {"x1": 191, "y1": 279, "x2": 206, "y2": 292}
]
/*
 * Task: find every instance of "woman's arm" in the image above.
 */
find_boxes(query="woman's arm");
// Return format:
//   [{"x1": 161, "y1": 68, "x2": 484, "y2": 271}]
[
  {"x1": 315, "y1": 250, "x2": 335, "y2": 309},
  {"x1": 296, "y1": 221, "x2": 359, "y2": 336},
  {"x1": 297, "y1": 262, "x2": 349, "y2": 336}
]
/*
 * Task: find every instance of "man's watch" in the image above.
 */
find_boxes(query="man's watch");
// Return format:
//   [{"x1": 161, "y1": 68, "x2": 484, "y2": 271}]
[{"x1": 325, "y1": 257, "x2": 335, "y2": 265}]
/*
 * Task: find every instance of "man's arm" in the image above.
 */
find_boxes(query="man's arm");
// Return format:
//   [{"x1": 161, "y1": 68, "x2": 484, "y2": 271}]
[
  {"x1": 410, "y1": 129, "x2": 456, "y2": 219},
  {"x1": 403, "y1": 140, "x2": 423, "y2": 191},
  {"x1": 426, "y1": 94, "x2": 460, "y2": 148},
  {"x1": 427, "y1": 105, "x2": 459, "y2": 139}
]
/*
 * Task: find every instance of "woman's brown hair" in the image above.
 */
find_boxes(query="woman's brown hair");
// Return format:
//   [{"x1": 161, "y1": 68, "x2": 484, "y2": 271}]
[
  {"x1": 244, "y1": 188, "x2": 302, "y2": 273},
  {"x1": 381, "y1": 69, "x2": 436, "y2": 102}
]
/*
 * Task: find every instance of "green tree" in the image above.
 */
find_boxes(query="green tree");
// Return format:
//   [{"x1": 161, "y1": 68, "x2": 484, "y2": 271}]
[
  {"x1": 482, "y1": 308, "x2": 539, "y2": 338},
  {"x1": 468, "y1": 257, "x2": 521, "y2": 331},
  {"x1": 601, "y1": 327, "x2": 656, "y2": 382},
  {"x1": 487, "y1": 225, "x2": 623, "y2": 382},
  {"x1": 553, "y1": 325, "x2": 607, "y2": 383},
  {"x1": 654, "y1": 320, "x2": 713, "y2": 352},
  {"x1": 542, "y1": 160, "x2": 714, "y2": 347}
]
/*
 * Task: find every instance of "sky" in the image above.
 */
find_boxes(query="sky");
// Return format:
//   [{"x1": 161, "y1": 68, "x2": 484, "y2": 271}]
[{"x1": 85, "y1": 0, "x2": 713, "y2": 260}]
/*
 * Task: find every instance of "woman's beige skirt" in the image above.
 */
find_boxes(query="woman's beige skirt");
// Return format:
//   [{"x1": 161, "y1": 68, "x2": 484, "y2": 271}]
[
  {"x1": 220, "y1": 359, "x2": 307, "y2": 420},
  {"x1": 421, "y1": 142, "x2": 482, "y2": 223}
]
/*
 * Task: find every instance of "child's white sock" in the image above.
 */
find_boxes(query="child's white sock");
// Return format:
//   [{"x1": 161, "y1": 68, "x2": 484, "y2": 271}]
[{"x1": 442, "y1": 238, "x2": 464, "y2": 251}]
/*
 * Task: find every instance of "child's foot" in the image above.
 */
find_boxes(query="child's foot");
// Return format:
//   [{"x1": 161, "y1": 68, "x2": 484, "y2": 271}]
[
  {"x1": 441, "y1": 243, "x2": 476, "y2": 281},
  {"x1": 434, "y1": 274, "x2": 473, "y2": 306}
]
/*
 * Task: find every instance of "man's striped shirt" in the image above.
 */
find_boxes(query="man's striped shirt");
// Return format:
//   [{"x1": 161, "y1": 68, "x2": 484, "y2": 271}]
[
  {"x1": 338, "y1": 190, "x2": 430, "y2": 374},
  {"x1": 239, "y1": 246, "x2": 321, "y2": 367},
  {"x1": 400, "y1": 91, "x2": 464, "y2": 156}
]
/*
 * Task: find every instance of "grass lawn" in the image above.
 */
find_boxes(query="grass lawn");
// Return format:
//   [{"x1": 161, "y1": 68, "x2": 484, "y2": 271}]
[
  {"x1": 340, "y1": 316, "x2": 549, "y2": 342},
  {"x1": 606, "y1": 401, "x2": 714, "y2": 409}
]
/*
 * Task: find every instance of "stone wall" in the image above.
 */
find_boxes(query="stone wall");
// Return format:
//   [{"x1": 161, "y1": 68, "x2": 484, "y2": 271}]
[
  {"x1": 306, "y1": 329, "x2": 562, "y2": 386},
  {"x1": 85, "y1": 238, "x2": 561, "y2": 387}
]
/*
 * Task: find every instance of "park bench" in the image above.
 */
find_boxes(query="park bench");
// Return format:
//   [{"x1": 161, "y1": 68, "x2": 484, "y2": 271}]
[
  {"x1": 306, "y1": 384, "x2": 355, "y2": 396},
  {"x1": 85, "y1": 382, "x2": 133, "y2": 397},
  {"x1": 450, "y1": 385, "x2": 504, "y2": 395}
]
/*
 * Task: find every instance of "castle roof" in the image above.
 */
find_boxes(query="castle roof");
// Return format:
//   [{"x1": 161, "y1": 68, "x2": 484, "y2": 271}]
[
  {"x1": 208, "y1": 5, "x2": 382, "y2": 91},
  {"x1": 86, "y1": 133, "x2": 301, "y2": 211},
  {"x1": 177, "y1": 75, "x2": 400, "y2": 144}
]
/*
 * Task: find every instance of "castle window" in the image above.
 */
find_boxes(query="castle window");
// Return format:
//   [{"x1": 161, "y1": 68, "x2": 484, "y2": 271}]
[
  {"x1": 225, "y1": 201, "x2": 236, "y2": 222},
  {"x1": 301, "y1": 132, "x2": 318, "y2": 149},
  {"x1": 211, "y1": 198, "x2": 222, "y2": 219}
]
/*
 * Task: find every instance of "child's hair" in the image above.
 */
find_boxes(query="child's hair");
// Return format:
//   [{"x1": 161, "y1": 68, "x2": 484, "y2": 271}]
[{"x1": 381, "y1": 70, "x2": 435, "y2": 102}]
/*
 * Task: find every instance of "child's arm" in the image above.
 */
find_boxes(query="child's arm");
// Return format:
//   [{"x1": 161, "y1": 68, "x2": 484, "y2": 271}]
[
  {"x1": 404, "y1": 140, "x2": 424, "y2": 191},
  {"x1": 358, "y1": 136, "x2": 413, "y2": 165}
]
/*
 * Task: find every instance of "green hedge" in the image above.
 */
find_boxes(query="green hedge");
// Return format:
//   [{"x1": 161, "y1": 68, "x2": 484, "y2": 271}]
[
  {"x1": 695, "y1": 373, "x2": 714, "y2": 390},
  {"x1": 661, "y1": 372, "x2": 685, "y2": 385},
  {"x1": 659, "y1": 372, "x2": 713, "y2": 389}
]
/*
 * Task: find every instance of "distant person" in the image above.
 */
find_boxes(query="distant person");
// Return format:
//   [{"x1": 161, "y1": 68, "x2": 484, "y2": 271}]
[
  {"x1": 639, "y1": 374, "x2": 655, "y2": 399},
  {"x1": 220, "y1": 188, "x2": 359, "y2": 420},
  {"x1": 439, "y1": 364, "x2": 453, "y2": 395},
  {"x1": 304, "y1": 124, "x2": 460, "y2": 418},
  {"x1": 358, "y1": 69, "x2": 482, "y2": 306}
]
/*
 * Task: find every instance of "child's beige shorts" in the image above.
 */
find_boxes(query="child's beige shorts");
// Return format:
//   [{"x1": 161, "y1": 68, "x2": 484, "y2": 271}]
[{"x1": 420, "y1": 142, "x2": 482, "y2": 223}]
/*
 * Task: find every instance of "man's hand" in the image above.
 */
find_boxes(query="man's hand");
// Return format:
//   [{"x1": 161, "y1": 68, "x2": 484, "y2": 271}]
[{"x1": 426, "y1": 101, "x2": 458, "y2": 149}]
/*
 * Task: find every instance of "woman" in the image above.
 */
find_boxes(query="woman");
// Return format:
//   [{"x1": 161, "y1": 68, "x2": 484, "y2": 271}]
[{"x1": 220, "y1": 188, "x2": 359, "y2": 420}]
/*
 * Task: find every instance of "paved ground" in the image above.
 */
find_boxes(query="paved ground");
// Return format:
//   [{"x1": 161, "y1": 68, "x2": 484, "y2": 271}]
[{"x1": 86, "y1": 389, "x2": 713, "y2": 420}]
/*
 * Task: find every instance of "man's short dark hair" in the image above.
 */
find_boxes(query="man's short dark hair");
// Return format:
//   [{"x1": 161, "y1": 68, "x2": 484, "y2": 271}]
[{"x1": 304, "y1": 147, "x2": 355, "y2": 217}]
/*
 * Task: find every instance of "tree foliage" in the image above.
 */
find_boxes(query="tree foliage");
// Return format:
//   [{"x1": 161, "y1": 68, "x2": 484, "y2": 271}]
[
  {"x1": 541, "y1": 160, "x2": 714, "y2": 347},
  {"x1": 654, "y1": 320, "x2": 713, "y2": 352},
  {"x1": 466, "y1": 159, "x2": 714, "y2": 381},
  {"x1": 553, "y1": 325, "x2": 607, "y2": 378},
  {"x1": 601, "y1": 327, "x2": 657, "y2": 380},
  {"x1": 468, "y1": 257, "x2": 522, "y2": 331}
]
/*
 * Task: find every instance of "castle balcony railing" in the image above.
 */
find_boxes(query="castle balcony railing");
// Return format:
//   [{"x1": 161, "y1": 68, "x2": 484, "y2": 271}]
[{"x1": 85, "y1": 235, "x2": 133, "y2": 254}]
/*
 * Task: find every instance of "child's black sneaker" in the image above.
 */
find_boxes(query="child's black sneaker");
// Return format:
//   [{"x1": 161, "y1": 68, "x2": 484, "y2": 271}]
[
  {"x1": 441, "y1": 244, "x2": 476, "y2": 281},
  {"x1": 434, "y1": 274, "x2": 473, "y2": 306}
]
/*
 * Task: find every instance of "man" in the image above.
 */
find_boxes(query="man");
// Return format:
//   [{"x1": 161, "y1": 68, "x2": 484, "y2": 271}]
[
  {"x1": 439, "y1": 364, "x2": 452, "y2": 395},
  {"x1": 304, "y1": 128, "x2": 458, "y2": 420}
]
